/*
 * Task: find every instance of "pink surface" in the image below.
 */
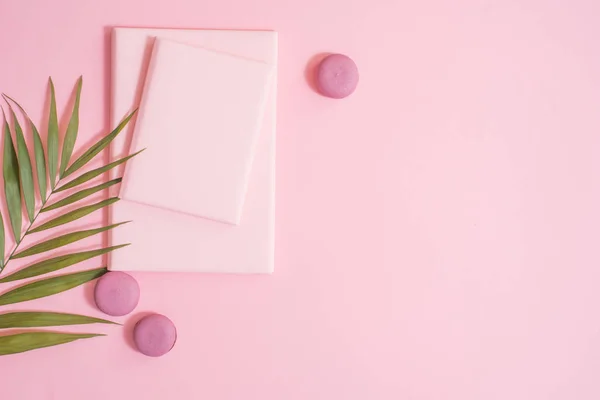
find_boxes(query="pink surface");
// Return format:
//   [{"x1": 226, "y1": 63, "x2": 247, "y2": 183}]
[
  {"x1": 110, "y1": 28, "x2": 277, "y2": 273},
  {"x1": 121, "y1": 38, "x2": 274, "y2": 224},
  {"x1": 1, "y1": 1, "x2": 600, "y2": 399}
]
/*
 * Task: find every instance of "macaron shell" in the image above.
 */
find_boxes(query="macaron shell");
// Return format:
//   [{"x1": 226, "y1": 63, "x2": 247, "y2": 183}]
[
  {"x1": 134, "y1": 314, "x2": 177, "y2": 357},
  {"x1": 316, "y1": 54, "x2": 359, "y2": 99},
  {"x1": 94, "y1": 271, "x2": 140, "y2": 316}
]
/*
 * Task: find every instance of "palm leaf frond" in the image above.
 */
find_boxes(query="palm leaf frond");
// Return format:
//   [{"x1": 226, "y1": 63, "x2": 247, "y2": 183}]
[
  {"x1": 2, "y1": 107, "x2": 22, "y2": 242},
  {"x1": 42, "y1": 178, "x2": 121, "y2": 212},
  {"x1": 11, "y1": 222, "x2": 129, "y2": 259},
  {"x1": 7, "y1": 105, "x2": 35, "y2": 221},
  {"x1": 29, "y1": 197, "x2": 119, "y2": 234},
  {"x1": 0, "y1": 212, "x2": 4, "y2": 269},
  {"x1": 59, "y1": 76, "x2": 82, "y2": 177},
  {"x1": 0, "y1": 244, "x2": 128, "y2": 283},
  {"x1": 3, "y1": 94, "x2": 48, "y2": 202},
  {"x1": 0, "y1": 78, "x2": 141, "y2": 356},
  {"x1": 31, "y1": 122, "x2": 47, "y2": 201},
  {"x1": 56, "y1": 149, "x2": 144, "y2": 193},
  {"x1": 0, "y1": 332, "x2": 103, "y2": 356},
  {"x1": 47, "y1": 78, "x2": 59, "y2": 190},
  {"x1": 63, "y1": 109, "x2": 137, "y2": 177},
  {"x1": 0, "y1": 312, "x2": 116, "y2": 329},
  {"x1": 0, "y1": 267, "x2": 107, "y2": 306}
]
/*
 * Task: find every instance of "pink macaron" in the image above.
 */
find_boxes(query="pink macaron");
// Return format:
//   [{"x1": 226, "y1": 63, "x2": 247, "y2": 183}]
[
  {"x1": 94, "y1": 271, "x2": 140, "y2": 316},
  {"x1": 316, "y1": 53, "x2": 359, "y2": 99},
  {"x1": 133, "y1": 314, "x2": 177, "y2": 357}
]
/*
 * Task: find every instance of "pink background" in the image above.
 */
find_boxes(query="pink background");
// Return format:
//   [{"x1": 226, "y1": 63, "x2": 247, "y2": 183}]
[{"x1": 1, "y1": 0, "x2": 600, "y2": 399}]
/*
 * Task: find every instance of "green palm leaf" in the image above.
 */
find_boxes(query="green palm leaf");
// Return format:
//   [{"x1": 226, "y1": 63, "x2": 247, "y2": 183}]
[
  {"x1": 12, "y1": 222, "x2": 129, "y2": 259},
  {"x1": 2, "y1": 107, "x2": 22, "y2": 242},
  {"x1": 31, "y1": 122, "x2": 47, "y2": 201},
  {"x1": 42, "y1": 178, "x2": 121, "y2": 212},
  {"x1": 0, "y1": 244, "x2": 128, "y2": 283},
  {"x1": 0, "y1": 267, "x2": 107, "y2": 306},
  {"x1": 0, "y1": 332, "x2": 103, "y2": 356},
  {"x1": 2, "y1": 94, "x2": 48, "y2": 202},
  {"x1": 29, "y1": 197, "x2": 119, "y2": 234},
  {"x1": 0, "y1": 213, "x2": 4, "y2": 269},
  {"x1": 47, "y1": 78, "x2": 59, "y2": 190},
  {"x1": 59, "y1": 76, "x2": 82, "y2": 177},
  {"x1": 56, "y1": 149, "x2": 144, "y2": 192},
  {"x1": 7, "y1": 106, "x2": 35, "y2": 221},
  {"x1": 0, "y1": 79, "x2": 141, "y2": 356},
  {"x1": 0, "y1": 312, "x2": 116, "y2": 328},
  {"x1": 63, "y1": 109, "x2": 137, "y2": 177}
]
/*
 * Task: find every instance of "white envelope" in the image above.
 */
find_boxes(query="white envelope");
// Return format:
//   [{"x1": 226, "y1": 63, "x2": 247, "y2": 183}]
[{"x1": 108, "y1": 28, "x2": 277, "y2": 273}]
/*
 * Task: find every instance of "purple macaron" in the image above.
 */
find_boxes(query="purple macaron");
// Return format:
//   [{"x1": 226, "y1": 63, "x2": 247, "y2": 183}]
[
  {"x1": 316, "y1": 54, "x2": 359, "y2": 99},
  {"x1": 133, "y1": 314, "x2": 177, "y2": 357},
  {"x1": 94, "y1": 271, "x2": 140, "y2": 316}
]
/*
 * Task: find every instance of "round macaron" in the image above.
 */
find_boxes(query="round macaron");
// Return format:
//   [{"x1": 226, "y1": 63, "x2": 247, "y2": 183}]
[
  {"x1": 133, "y1": 314, "x2": 177, "y2": 357},
  {"x1": 94, "y1": 271, "x2": 140, "y2": 316},
  {"x1": 316, "y1": 53, "x2": 359, "y2": 99}
]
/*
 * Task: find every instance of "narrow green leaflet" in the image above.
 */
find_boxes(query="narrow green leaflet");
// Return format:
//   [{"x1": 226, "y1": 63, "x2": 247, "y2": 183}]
[
  {"x1": 2, "y1": 94, "x2": 46, "y2": 203},
  {"x1": 47, "y1": 78, "x2": 59, "y2": 190},
  {"x1": 2, "y1": 107, "x2": 22, "y2": 242},
  {"x1": 63, "y1": 109, "x2": 137, "y2": 177},
  {"x1": 0, "y1": 267, "x2": 107, "y2": 306},
  {"x1": 9, "y1": 107, "x2": 35, "y2": 221},
  {"x1": 0, "y1": 332, "x2": 103, "y2": 356},
  {"x1": 30, "y1": 197, "x2": 119, "y2": 234},
  {"x1": 32, "y1": 122, "x2": 47, "y2": 201},
  {"x1": 56, "y1": 149, "x2": 144, "y2": 192},
  {"x1": 59, "y1": 77, "x2": 82, "y2": 177},
  {"x1": 3, "y1": 94, "x2": 48, "y2": 202},
  {"x1": 42, "y1": 178, "x2": 121, "y2": 212},
  {"x1": 0, "y1": 244, "x2": 129, "y2": 283},
  {"x1": 0, "y1": 212, "x2": 4, "y2": 270},
  {"x1": 11, "y1": 222, "x2": 129, "y2": 259},
  {"x1": 0, "y1": 312, "x2": 116, "y2": 329}
]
